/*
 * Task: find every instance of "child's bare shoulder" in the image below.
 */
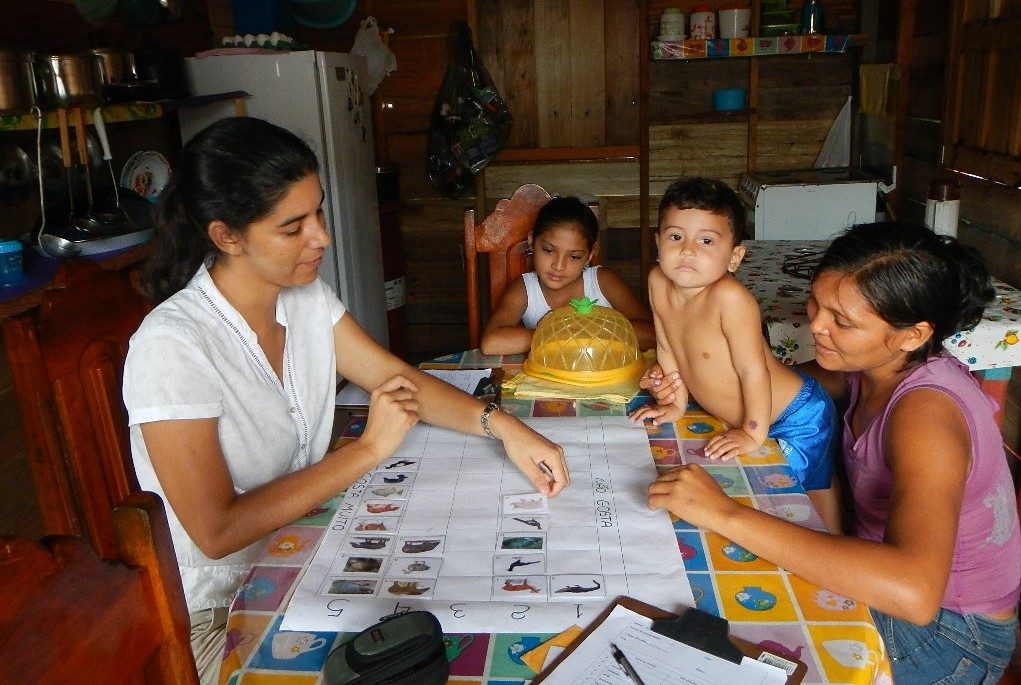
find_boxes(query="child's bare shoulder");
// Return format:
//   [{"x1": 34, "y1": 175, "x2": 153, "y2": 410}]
[{"x1": 706, "y1": 274, "x2": 757, "y2": 306}]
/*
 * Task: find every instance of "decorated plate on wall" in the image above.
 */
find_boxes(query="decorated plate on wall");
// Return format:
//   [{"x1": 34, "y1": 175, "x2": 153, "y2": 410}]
[{"x1": 120, "y1": 150, "x2": 170, "y2": 203}]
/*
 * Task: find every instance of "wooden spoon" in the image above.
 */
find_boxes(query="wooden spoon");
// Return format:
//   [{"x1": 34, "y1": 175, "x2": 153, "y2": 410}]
[{"x1": 71, "y1": 105, "x2": 93, "y2": 210}]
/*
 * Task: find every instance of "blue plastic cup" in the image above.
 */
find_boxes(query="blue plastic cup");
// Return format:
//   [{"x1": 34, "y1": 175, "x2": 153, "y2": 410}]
[{"x1": 712, "y1": 88, "x2": 748, "y2": 112}]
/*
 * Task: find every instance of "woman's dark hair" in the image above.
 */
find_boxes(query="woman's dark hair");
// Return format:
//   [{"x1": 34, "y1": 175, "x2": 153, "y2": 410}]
[
  {"x1": 813, "y1": 221, "x2": 994, "y2": 366},
  {"x1": 531, "y1": 196, "x2": 600, "y2": 250},
  {"x1": 658, "y1": 177, "x2": 747, "y2": 244},
  {"x1": 141, "y1": 117, "x2": 319, "y2": 303}
]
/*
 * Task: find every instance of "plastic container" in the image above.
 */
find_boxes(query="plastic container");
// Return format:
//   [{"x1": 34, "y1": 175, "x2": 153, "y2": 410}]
[
  {"x1": 718, "y1": 6, "x2": 751, "y2": 38},
  {"x1": 0, "y1": 239, "x2": 26, "y2": 286},
  {"x1": 659, "y1": 7, "x2": 686, "y2": 40},
  {"x1": 689, "y1": 4, "x2": 716, "y2": 40},
  {"x1": 925, "y1": 177, "x2": 961, "y2": 237},
  {"x1": 522, "y1": 298, "x2": 645, "y2": 387},
  {"x1": 712, "y1": 87, "x2": 747, "y2": 112}
]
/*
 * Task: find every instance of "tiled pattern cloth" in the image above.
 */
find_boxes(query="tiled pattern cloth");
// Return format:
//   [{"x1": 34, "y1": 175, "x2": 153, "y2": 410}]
[{"x1": 219, "y1": 369, "x2": 891, "y2": 685}]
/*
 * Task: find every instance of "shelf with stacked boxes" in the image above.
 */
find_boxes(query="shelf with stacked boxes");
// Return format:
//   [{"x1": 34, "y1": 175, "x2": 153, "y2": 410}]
[{"x1": 651, "y1": 34, "x2": 863, "y2": 59}]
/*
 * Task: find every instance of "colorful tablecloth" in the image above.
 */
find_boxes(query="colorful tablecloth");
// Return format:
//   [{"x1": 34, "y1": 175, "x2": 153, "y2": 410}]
[
  {"x1": 218, "y1": 384, "x2": 890, "y2": 685},
  {"x1": 737, "y1": 240, "x2": 1021, "y2": 371}
]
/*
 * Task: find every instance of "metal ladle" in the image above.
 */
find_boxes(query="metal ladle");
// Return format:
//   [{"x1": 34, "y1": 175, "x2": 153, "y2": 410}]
[{"x1": 33, "y1": 106, "x2": 82, "y2": 259}]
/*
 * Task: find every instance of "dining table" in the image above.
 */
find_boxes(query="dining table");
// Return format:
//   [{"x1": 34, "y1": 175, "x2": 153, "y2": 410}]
[
  {"x1": 736, "y1": 240, "x2": 1021, "y2": 422},
  {"x1": 217, "y1": 352, "x2": 893, "y2": 685}
]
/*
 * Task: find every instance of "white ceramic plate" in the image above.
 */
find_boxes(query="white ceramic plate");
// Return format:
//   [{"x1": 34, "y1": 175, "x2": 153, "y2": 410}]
[{"x1": 120, "y1": 150, "x2": 170, "y2": 203}]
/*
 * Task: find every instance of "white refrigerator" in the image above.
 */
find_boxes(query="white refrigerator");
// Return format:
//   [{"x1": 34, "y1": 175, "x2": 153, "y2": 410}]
[{"x1": 179, "y1": 51, "x2": 388, "y2": 347}]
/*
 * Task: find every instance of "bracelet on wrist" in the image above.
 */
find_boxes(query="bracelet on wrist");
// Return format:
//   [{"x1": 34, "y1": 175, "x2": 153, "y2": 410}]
[{"x1": 480, "y1": 402, "x2": 501, "y2": 439}]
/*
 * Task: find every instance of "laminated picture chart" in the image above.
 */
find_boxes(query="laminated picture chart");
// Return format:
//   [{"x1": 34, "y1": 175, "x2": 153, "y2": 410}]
[{"x1": 282, "y1": 416, "x2": 694, "y2": 633}]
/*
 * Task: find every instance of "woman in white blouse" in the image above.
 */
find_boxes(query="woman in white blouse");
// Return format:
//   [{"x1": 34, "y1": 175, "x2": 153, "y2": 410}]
[{"x1": 122, "y1": 117, "x2": 568, "y2": 684}]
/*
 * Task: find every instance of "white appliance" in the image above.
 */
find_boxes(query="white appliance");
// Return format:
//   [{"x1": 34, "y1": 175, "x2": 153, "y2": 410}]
[
  {"x1": 738, "y1": 168, "x2": 879, "y2": 240},
  {"x1": 179, "y1": 51, "x2": 388, "y2": 347}
]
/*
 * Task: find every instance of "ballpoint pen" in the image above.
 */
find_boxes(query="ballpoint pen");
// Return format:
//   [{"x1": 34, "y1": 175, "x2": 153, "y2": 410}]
[{"x1": 610, "y1": 643, "x2": 647, "y2": 685}]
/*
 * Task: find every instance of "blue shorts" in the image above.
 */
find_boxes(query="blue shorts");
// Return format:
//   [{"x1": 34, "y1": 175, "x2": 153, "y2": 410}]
[
  {"x1": 871, "y1": 607, "x2": 1018, "y2": 684},
  {"x1": 768, "y1": 372, "x2": 835, "y2": 491}
]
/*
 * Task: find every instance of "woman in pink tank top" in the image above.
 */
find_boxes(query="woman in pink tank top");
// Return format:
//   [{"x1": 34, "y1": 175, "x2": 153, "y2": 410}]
[{"x1": 646, "y1": 221, "x2": 1020, "y2": 683}]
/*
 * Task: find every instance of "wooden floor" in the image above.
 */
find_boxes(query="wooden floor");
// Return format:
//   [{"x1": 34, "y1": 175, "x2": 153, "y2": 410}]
[{"x1": 0, "y1": 336, "x2": 43, "y2": 538}]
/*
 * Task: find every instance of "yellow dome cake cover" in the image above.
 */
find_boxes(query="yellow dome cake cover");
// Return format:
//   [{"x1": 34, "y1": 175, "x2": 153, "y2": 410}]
[{"x1": 522, "y1": 298, "x2": 645, "y2": 387}]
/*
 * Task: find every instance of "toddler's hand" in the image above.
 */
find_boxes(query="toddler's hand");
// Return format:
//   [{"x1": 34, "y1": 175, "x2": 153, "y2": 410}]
[
  {"x1": 704, "y1": 428, "x2": 761, "y2": 461},
  {"x1": 629, "y1": 402, "x2": 684, "y2": 427},
  {"x1": 639, "y1": 364, "x2": 682, "y2": 406}
]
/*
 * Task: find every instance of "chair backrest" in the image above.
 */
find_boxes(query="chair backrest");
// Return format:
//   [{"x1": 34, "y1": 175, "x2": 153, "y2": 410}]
[
  {"x1": 463, "y1": 184, "x2": 600, "y2": 349},
  {"x1": 0, "y1": 491, "x2": 199, "y2": 685},
  {"x1": 2, "y1": 260, "x2": 152, "y2": 559}
]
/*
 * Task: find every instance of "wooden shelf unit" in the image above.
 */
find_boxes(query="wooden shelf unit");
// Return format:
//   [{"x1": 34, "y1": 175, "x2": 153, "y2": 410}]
[{"x1": 638, "y1": 0, "x2": 863, "y2": 279}]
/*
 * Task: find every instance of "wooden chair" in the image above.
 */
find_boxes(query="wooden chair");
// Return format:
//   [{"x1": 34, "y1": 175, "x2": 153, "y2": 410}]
[
  {"x1": 463, "y1": 184, "x2": 600, "y2": 349},
  {"x1": 2, "y1": 259, "x2": 152, "y2": 559},
  {"x1": 0, "y1": 490, "x2": 199, "y2": 684}
]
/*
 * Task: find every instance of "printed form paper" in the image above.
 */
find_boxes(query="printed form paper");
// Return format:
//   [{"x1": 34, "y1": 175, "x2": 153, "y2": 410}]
[
  {"x1": 336, "y1": 368, "x2": 494, "y2": 406},
  {"x1": 281, "y1": 416, "x2": 694, "y2": 633},
  {"x1": 539, "y1": 604, "x2": 787, "y2": 685}
]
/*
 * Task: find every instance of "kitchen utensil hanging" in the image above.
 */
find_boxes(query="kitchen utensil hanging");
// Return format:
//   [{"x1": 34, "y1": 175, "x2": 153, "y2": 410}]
[
  {"x1": 57, "y1": 108, "x2": 74, "y2": 219},
  {"x1": 93, "y1": 107, "x2": 119, "y2": 208}
]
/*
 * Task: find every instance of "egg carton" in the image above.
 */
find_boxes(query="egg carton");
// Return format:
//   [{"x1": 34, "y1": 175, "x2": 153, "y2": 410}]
[{"x1": 220, "y1": 32, "x2": 309, "y2": 50}]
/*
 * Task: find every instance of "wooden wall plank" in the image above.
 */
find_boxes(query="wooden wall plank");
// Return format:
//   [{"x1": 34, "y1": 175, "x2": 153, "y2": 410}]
[
  {"x1": 484, "y1": 160, "x2": 639, "y2": 199},
  {"x1": 604, "y1": 0, "x2": 641, "y2": 145},
  {"x1": 533, "y1": 0, "x2": 572, "y2": 147},
  {"x1": 567, "y1": 0, "x2": 606, "y2": 147},
  {"x1": 649, "y1": 122, "x2": 748, "y2": 193},
  {"x1": 479, "y1": 0, "x2": 539, "y2": 149}
]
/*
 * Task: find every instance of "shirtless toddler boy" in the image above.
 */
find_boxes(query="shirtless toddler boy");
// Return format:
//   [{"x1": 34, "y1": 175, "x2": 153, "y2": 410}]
[{"x1": 630, "y1": 177, "x2": 839, "y2": 531}]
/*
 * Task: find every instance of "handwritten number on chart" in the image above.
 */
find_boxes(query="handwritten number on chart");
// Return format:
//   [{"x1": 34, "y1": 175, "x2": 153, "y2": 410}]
[
  {"x1": 391, "y1": 602, "x2": 413, "y2": 616},
  {"x1": 511, "y1": 605, "x2": 530, "y2": 620},
  {"x1": 450, "y1": 603, "x2": 467, "y2": 619},
  {"x1": 326, "y1": 599, "x2": 348, "y2": 617}
]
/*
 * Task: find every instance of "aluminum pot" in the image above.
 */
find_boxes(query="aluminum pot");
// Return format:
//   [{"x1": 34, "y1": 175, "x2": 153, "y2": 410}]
[
  {"x1": 90, "y1": 47, "x2": 138, "y2": 85},
  {"x1": 35, "y1": 53, "x2": 104, "y2": 108},
  {"x1": 0, "y1": 48, "x2": 36, "y2": 115}
]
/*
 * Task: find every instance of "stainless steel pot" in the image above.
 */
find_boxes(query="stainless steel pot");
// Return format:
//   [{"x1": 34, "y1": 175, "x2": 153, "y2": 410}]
[
  {"x1": 35, "y1": 53, "x2": 104, "y2": 108},
  {"x1": 90, "y1": 47, "x2": 138, "y2": 85},
  {"x1": 0, "y1": 48, "x2": 36, "y2": 115}
]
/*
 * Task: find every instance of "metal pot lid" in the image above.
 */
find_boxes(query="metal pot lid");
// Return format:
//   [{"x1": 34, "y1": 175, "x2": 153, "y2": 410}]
[{"x1": 0, "y1": 143, "x2": 32, "y2": 205}]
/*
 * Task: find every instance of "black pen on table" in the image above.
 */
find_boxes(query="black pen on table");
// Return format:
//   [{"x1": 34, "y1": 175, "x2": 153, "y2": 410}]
[{"x1": 610, "y1": 642, "x2": 647, "y2": 685}]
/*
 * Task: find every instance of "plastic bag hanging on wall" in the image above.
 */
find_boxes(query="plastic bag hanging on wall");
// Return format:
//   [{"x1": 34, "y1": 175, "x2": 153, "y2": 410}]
[
  {"x1": 426, "y1": 22, "x2": 513, "y2": 197},
  {"x1": 351, "y1": 17, "x2": 396, "y2": 96}
]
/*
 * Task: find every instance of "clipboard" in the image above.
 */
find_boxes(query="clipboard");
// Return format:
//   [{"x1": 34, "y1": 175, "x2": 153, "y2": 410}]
[{"x1": 532, "y1": 596, "x2": 807, "y2": 685}]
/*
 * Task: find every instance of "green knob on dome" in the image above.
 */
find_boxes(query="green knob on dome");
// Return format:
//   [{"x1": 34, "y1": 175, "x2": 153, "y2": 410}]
[{"x1": 570, "y1": 297, "x2": 599, "y2": 314}]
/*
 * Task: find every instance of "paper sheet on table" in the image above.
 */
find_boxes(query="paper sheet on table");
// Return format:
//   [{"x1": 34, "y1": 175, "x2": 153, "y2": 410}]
[
  {"x1": 336, "y1": 368, "x2": 493, "y2": 406},
  {"x1": 538, "y1": 604, "x2": 787, "y2": 685}
]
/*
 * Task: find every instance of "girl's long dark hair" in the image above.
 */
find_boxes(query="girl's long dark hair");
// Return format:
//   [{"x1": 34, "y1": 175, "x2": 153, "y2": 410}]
[
  {"x1": 813, "y1": 221, "x2": 994, "y2": 366},
  {"x1": 141, "y1": 117, "x2": 319, "y2": 303},
  {"x1": 532, "y1": 196, "x2": 600, "y2": 250}
]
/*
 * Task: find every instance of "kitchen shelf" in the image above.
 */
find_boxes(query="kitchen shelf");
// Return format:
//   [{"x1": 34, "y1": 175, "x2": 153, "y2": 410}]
[
  {"x1": 651, "y1": 34, "x2": 863, "y2": 60},
  {"x1": 0, "y1": 91, "x2": 249, "y2": 132}
]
